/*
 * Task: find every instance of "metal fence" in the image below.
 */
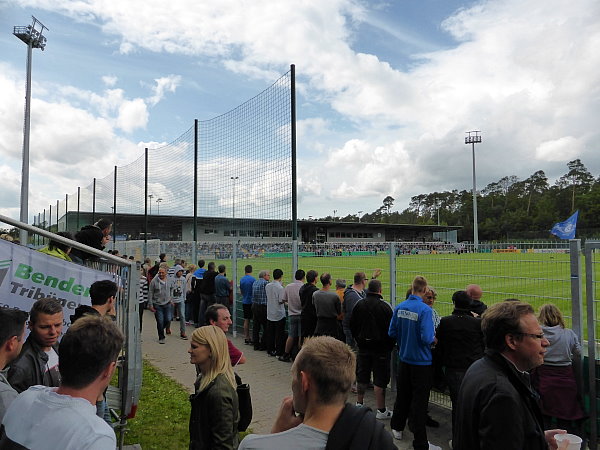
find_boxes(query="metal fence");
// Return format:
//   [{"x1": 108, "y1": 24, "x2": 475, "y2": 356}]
[
  {"x1": 0, "y1": 215, "x2": 142, "y2": 450},
  {"x1": 110, "y1": 237, "x2": 597, "y2": 441}
]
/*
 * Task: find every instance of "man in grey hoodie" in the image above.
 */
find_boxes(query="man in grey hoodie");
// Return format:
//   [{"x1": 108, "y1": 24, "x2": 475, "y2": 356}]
[{"x1": 148, "y1": 266, "x2": 172, "y2": 344}]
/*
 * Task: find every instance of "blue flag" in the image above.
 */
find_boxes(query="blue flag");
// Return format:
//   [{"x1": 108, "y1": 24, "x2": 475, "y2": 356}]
[{"x1": 551, "y1": 210, "x2": 579, "y2": 239}]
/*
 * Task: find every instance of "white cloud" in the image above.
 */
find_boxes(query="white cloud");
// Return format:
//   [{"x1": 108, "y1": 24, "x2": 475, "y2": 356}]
[
  {"x1": 117, "y1": 98, "x2": 149, "y2": 132},
  {"x1": 102, "y1": 75, "x2": 118, "y2": 87},
  {"x1": 146, "y1": 75, "x2": 182, "y2": 107},
  {"x1": 535, "y1": 137, "x2": 582, "y2": 162}
]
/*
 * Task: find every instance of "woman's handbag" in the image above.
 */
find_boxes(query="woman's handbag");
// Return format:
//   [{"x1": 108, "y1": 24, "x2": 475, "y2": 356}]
[{"x1": 235, "y1": 373, "x2": 252, "y2": 431}]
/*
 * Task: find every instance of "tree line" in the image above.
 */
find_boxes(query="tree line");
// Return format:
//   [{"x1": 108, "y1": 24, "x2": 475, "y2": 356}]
[{"x1": 321, "y1": 159, "x2": 600, "y2": 241}]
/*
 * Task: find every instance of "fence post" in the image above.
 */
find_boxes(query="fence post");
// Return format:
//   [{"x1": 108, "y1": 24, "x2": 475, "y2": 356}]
[
  {"x1": 232, "y1": 241, "x2": 238, "y2": 337},
  {"x1": 584, "y1": 243, "x2": 597, "y2": 449},
  {"x1": 569, "y1": 239, "x2": 583, "y2": 341},
  {"x1": 389, "y1": 242, "x2": 396, "y2": 305},
  {"x1": 292, "y1": 239, "x2": 299, "y2": 275}
]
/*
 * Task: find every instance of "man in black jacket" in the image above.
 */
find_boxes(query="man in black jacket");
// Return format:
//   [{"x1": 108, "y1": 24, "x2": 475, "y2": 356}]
[
  {"x1": 350, "y1": 279, "x2": 395, "y2": 419},
  {"x1": 8, "y1": 298, "x2": 63, "y2": 393},
  {"x1": 454, "y1": 301, "x2": 566, "y2": 450},
  {"x1": 299, "y1": 270, "x2": 319, "y2": 340},
  {"x1": 70, "y1": 218, "x2": 112, "y2": 262},
  {"x1": 238, "y1": 336, "x2": 396, "y2": 450},
  {"x1": 435, "y1": 290, "x2": 484, "y2": 439},
  {"x1": 70, "y1": 279, "x2": 118, "y2": 323}
]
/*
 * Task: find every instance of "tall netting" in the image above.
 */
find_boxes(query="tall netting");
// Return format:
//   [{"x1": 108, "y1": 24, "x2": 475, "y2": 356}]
[
  {"x1": 38, "y1": 68, "x2": 294, "y2": 243},
  {"x1": 197, "y1": 70, "x2": 293, "y2": 238},
  {"x1": 93, "y1": 170, "x2": 115, "y2": 216},
  {"x1": 117, "y1": 153, "x2": 146, "y2": 216},
  {"x1": 147, "y1": 126, "x2": 195, "y2": 218}
]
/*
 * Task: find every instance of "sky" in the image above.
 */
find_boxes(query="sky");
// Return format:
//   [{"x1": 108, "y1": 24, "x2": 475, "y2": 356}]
[{"x1": 1, "y1": 0, "x2": 599, "y2": 224}]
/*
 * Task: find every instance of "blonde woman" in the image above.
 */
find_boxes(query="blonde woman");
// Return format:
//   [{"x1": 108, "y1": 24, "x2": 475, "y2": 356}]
[
  {"x1": 532, "y1": 304, "x2": 585, "y2": 436},
  {"x1": 188, "y1": 326, "x2": 239, "y2": 449}
]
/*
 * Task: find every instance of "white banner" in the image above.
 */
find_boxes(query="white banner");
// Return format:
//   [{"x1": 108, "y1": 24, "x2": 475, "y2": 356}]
[{"x1": 0, "y1": 239, "x2": 117, "y2": 328}]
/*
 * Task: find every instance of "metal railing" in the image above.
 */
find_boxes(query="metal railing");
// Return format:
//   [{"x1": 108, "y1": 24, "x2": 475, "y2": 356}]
[{"x1": 0, "y1": 214, "x2": 141, "y2": 449}]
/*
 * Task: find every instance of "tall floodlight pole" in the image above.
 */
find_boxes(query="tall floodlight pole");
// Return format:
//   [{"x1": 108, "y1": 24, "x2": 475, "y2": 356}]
[
  {"x1": 14, "y1": 16, "x2": 48, "y2": 245},
  {"x1": 148, "y1": 194, "x2": 154, "y2": 215},
  {"x1": 156, "y1": 198, "x2": 162, "y2": 215},
  {"x1": 231, "y1": 176, "x2": 238, "y2": 237},
  {"x1": 465, "y1": 131, "x2": 482, "y2": 251},
  {"x1": 358, "y1": 211, "x2": 363, "y2": 223}
]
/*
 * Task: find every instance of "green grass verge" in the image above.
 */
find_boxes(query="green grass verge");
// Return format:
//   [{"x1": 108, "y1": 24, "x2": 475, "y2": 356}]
[
  {"x1": 123, "y1": 360, "x2": 253, "y2": 449},
  {"x1": 124, "y1": 360, "x2": 190, "y2": 449}
]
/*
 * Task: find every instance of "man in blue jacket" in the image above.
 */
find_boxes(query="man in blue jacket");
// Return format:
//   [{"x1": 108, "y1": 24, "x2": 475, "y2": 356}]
[{"x1": 388, "y1": 275, "x2": 437, "y2": 450}]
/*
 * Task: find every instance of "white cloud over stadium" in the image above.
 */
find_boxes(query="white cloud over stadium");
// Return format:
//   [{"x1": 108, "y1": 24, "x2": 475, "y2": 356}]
[{"x1": 0, "y1": 0, "x2": 599, "y2": 220}]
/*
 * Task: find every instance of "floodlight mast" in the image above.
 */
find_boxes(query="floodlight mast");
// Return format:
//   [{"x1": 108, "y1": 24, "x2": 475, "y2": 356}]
[
  {"x1": 13, "y1": 16, "x2": 48, "y2": 245},
  {"x1": 465, "y1": 131, "x2": 482, "y2": 251}
]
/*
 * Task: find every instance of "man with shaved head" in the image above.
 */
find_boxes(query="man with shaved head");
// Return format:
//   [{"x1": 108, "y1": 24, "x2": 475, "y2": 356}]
[{"x1": 466, "y1": 284, "x2": 487, "y2": 316}]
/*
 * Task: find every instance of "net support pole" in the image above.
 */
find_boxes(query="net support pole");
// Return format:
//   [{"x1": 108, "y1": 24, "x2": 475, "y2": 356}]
[
  {"x1": 49, "y1": 204, "x2": 52, "y2": 232},
  {"x1": 65, "y1": 194, "x2": 68, "y2": 232},
  {"x1": 92, "y1": 178, "x2": 96, "y2": 223},
  {"x1": 144, "y1": 148, "x2": 148, "y2": 259},
  {"x1": 290, "y1": 64, "x2": 298, "y2": 273},
  {"x1": 193, "y1": 119, "x2": 198, "y2": 265},
  {"x1": 56, "y1": 200, "x2": 59, "y2": 230},
  {"x1": 113, "y1": 166, "x2": 117, "y2": 251},
  {"x1": 76, "y1": 186, "x2": 80, "y2": 230},
  {"x1": 232, "y1": 241, "x2": 238, "y2": 338}
]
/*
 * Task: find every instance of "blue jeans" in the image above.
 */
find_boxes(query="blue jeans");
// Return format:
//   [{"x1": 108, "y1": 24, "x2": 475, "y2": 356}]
[
  {"x1": 173, "y1": 301, "x2": 186, "y2": 335},
  {"x1": 154, "y1": 304, "x2": 172, "y2": 339}
]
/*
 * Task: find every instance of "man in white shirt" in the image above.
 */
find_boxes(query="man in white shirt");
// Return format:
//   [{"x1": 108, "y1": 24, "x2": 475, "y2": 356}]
[
  {"x1": 279, "y1": 269, "x2": 305, "y2": 362},
  {"x1": 238, "y1": 336, "x2": 396, "y2": 450},
  {"x1": 265, "y1": 269, "x2": 286, "y2": 357},
  {"x1": 1, "y1": 315, "x2": 124, "y2": 449}
]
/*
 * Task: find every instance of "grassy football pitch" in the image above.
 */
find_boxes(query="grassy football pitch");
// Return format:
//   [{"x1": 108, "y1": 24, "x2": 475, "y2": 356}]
[{"x1": 222, "y1": 251, "x2": 591, "y2": 327}]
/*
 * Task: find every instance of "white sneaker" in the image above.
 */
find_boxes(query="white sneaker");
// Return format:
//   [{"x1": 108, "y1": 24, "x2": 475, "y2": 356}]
[
  {"x1": 428, "y1": 443, "x2": 442, "y2": 450},
  {"x1": 448, "y1": 439, "x2": 453, "y2": 449},
  {"x1": 355, "y1": 402, "x2": 363, "y2": 407},
  {"x1": 159, "y1": 338, "x2": 165, "y2": 344},
  {"x1": 391, "y1": 429, "x2": 402, "y2": 440},
  {"x1": 375, "y1": 408, "x2": 393, "y2": 420}
]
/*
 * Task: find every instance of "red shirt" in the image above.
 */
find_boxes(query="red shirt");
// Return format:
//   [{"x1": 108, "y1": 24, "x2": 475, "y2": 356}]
[{"x1": 228, "y1": 339, "x2": 243, "y2": 366}]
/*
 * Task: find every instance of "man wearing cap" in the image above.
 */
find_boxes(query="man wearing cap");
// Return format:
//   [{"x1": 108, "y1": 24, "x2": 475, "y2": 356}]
[
  {"x1": 435, "y1": 290, "x2": 485, "y2": 440},
  {"x1": 170, "y1": 264, "x2": 187, "y2": 339}
]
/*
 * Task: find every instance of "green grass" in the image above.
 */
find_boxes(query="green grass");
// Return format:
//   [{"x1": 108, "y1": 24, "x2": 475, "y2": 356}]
[
  {"x1": 213, "y1": 251, "x2": 596, "y2": 331},
  {"x1": 124, "y1": 360, "x2": 190, "y2": 449}
]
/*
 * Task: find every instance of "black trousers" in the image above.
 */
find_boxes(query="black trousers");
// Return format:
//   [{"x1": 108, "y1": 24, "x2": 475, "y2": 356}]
[
  {"x1": 252, "y1": 304, "x2": 268, "y2": 349},
  {"x1": 391, "y1": 362, "x2": 433, "y2": 450},
  {"x1": 266, "y1": 317, "x2": 286, "y2": 354},
  {"x1": 445, "y1": 368, "x2": 466, "y2": 440}
]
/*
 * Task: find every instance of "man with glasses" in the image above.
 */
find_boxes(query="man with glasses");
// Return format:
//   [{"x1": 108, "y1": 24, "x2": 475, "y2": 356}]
[{"x1": 454, "y1": 301, "x2": 566, "y2": 450}]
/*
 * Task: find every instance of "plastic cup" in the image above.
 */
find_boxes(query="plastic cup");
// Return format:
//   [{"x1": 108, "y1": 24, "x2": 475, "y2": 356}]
[{"x1": 554, "y1": 433, "x2": 582, "y2": 450}]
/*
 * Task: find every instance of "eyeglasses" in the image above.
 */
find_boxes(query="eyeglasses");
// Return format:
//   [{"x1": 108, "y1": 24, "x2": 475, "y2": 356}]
[{"x1": 515, "y1": 332, "x2": 545, "y2": 340}]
